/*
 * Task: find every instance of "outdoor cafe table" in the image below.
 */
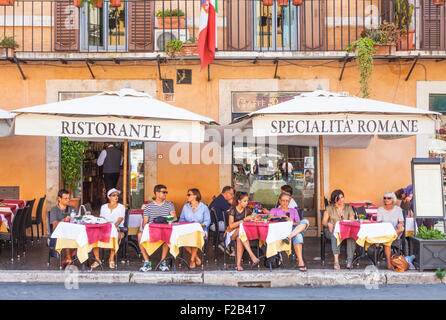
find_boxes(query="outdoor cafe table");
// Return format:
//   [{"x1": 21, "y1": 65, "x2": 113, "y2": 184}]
[
  {"x1": 128, "y1": 209, "x2": 144, "y2": 236},
  {"x1": 238, "y1": 221, "x2": 293, "y2": 258},
  {"x1": 0, "y1": 204, "x2": 18, "y2": 228},
  {"x1": 51, "y1": 222, "x2": 119, "y2": 263},
  {"x1": 333, "y1": 220, "x2": 397, "y2": 249},
  {"x1": 2, "y1": 200, "x2": 26, "y2": 209},
  {"x1": 0, "y1": 216, "x2": 7, "y2": 233},
  {"x1": 139, "y1": 222, "x2": 205, "y2": 258}
]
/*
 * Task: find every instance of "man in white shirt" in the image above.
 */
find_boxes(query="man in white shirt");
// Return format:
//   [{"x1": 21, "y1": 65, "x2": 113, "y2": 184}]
[{"x1": 97, "y1": 143, "x2": 123, "y2": 192}]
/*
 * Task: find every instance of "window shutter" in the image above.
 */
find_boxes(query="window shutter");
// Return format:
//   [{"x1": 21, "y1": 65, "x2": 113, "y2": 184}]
[
  {"x1": 128, "y1": 0, "x2": 155, "y2": 51},
  {"x1": 421, "y1": 0, "x2": 445, "y2": 49},
  {"x1": 300, "y1": 0, "x2": 326, "y2": 51},
  {"x1": 54, "y1": 0, "x2": 79, "y2": 51},
  {"x1": 225, "y1": 0, "x2": 253, "y2": 50}
]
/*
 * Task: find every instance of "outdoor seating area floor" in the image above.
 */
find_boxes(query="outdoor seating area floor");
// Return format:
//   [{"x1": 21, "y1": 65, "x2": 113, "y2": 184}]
[{"x1": 0, "y1": 237, "x2": 400, "y2": 272}]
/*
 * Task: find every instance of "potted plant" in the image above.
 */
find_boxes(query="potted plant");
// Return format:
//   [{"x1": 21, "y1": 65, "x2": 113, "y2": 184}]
[
  {"x1": 110, "y1": 0, "x2": 120, "y2": 7},
  {"x1": 182, "y1": 37, "x2": 198, "y2": 56},
  {"x1": 346, "y1": 36, "x2": 375, "y2": 98},
  {"x1": 410, "y1": 226, "x2": 446, "y2": 271},
  {"x1": 374, "y1": 21, "x2": 399, "y2": 55},
  {"x1": 0, "y1": 0, "x2": 13, "y2": 5},
  {"x1": 394, "y1": 0, "x2": 415, "y2": 50},
  {"x1": 278, "y1": 0, "x2": 288, "y2": 6},
  {"x1": 156, "y1": 9, "x2": 185, "y2": 29},
  {"x1": 61, "y1": 138, "x2": 89, "y2": 210},
  {"x1": 293, "y1": 0, "x2": 302, "y2": 5},
  {"x1": 434, "y1": 0, "x2": 444, "y2": 5},
  {"x1": 165, "y1": 39, "x2": 183, "y2": 57},
  {"x1": 0, "y1": 36, "x2": 19, "y2": 58},
  {"x1": 263, "y1": 0, "x2": 274, "y2": 6},
  {"x1": 73, "y1": 0, "x2": 102, "y2": 8}
]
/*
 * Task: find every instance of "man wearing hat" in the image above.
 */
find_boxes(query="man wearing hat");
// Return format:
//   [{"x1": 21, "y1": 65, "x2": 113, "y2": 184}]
[{"x1": 97, "y1": 142, "x2": 123, "y2": 192}]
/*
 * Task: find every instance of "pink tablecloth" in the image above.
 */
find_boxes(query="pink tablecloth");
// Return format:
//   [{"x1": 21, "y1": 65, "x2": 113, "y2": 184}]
[
  {"x1": 0, "y1": 204, "x2": 17, "y2": 226},
  {"x1": 85, "y1": 223, "x2": 112, "y2": 245},
  {"x1": 149, "y1": 223, "x2": 173, "y2": 243},
  {"x1": 338, "y1": 220, "x2": 376, "y2": 241},
  {"x1": 3, "y1": 200, "x2": 26, "y2": 209},
  {"x1": 242, "y1": 222, "x2": 270, "y2": 242}
]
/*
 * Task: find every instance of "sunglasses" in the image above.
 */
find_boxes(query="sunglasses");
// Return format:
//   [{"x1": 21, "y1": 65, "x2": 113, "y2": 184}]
[
  {"x1": 187, "y1": 193, "x2": 194, "y2": 197},
  {"x1": 383, "y1": 197, "x2": 393, "y2": 200},
  {"x1": 109, "y1": 194, "x2": 119, "y2": 197}
]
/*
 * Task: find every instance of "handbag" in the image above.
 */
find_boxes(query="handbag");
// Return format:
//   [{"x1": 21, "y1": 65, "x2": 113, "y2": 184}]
[
  {"x1": 153, "y1": 216, "x2": 168, "y2": 224},
  {"x1": 390, "y1": 254, "x2": 409, "y2": 272}
]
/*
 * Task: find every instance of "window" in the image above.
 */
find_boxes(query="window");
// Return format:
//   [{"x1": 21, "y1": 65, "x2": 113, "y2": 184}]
[
  {"x1": 253, "y1": 2, "x2": 299, "y2": 50},
  {"x1": 80, "y1": 2, "x2": 127, "y2": 51},
  {"x1": 429, "y1": 94, "x2": 446, "y2": 114}
]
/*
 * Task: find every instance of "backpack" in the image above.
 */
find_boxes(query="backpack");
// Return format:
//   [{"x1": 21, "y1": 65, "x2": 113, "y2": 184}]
[
  {"x1": 264, "y1": 253, "x2": 282, "y2": 269},
  {"x1": 153, "y1": 216, "x2": 168, "y2": 224}
]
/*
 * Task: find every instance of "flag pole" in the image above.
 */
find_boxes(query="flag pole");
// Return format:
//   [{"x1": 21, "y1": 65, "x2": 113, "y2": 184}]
[
  {"x1": 123, "y1": 139, "x2": 128, "y2": 207},
  {"x1": 318, "y1": 135, "x2": 324, "y2": 235}
]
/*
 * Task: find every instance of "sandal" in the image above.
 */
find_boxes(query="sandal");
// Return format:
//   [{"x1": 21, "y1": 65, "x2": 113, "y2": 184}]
[
  {"x1": 90, "y1": 261, "x2": 101, "y2": 271},
  {"x1": 236, "y1": 265, "x2": 244, "y2": 271},
  {"x1": 297, "y1": 265, "x2": 307, "y2": 272},
  {"x1": 190, "y1": 260, "x2": 196, "y2": 269},
  {"x1": 251, "y1": 258, "x2": 260, "y2": 268},
  {"x1": 283, "y1": 237, "x2": 290, "y2": 245},
  {"x1": 109, "y1": 261, "x2": 116, "y2": 269},
  {"x1": 195, "y1": 256, "x2": 202, "y2": 266},
  {"x1": 334, "y1": 262, "x2": 341, "y2": 270}
]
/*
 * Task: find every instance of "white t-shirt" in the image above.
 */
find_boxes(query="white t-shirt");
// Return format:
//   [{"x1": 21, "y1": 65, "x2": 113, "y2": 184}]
[
  {"x1": 289, "y1": 198, "x2": 298, "y2": 209},
  {"x1": 100, "y1": 203, "x2": 126, "y2": 228},
  {"x1": 377, "y1": 206, "x2": 404, "y2": 229}
]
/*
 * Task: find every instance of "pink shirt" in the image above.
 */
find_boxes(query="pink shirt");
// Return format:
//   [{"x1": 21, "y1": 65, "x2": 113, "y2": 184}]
[{"x1": 269, "y1": 207, "x2": 300, "y2": 223}]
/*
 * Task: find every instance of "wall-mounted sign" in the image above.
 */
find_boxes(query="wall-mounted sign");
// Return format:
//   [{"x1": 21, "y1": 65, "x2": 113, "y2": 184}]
[
  {"x1": 232, "y1": 92, "x2": 299, "y2": 113},
  {"x1": 253, "y1": 114, "x2": 435, "y2": 136}
]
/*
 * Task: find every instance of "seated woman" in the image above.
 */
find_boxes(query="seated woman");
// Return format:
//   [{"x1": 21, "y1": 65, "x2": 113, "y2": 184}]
[
  {"x1": 322, "y1": 189, "x2": 357, "y2": 270},
  {"x1": 270, "y1": 192, "x2": 310, "y2": 272},
  {"x1": 179, "y1": 188, "x2": 211, "y2": 269},
  {"x1": 377, "y1": 191, "x2": 405, "y2": 270},
  {"x1": 227, "y1": 191, "x2": 260, "y2": 271},
  {"x1": 91, "y1": 188, "x2": 125, "y2": 270}
]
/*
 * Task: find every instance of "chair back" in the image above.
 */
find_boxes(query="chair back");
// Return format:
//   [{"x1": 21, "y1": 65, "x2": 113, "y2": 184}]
[
  {"x1": 123, "y1": 208, "x2": 130, "y2": 229},
  {"x1": 26, "y1": 198, "x2": 36, "y2": 213},
  {"x1": 354, "y1": 206, "x2": 367, "y2": 219},
  {"x1": 19, "y1": 206, "x2": 30, "y2": 238},
  {"x1": 297, "y1": 209, "x2": 304, "y2": 221},
  {"x1": 11, "y1": 208, "x2": 24, "y2": 239},
  {"x1": 209, "y1": 207, "x2": 220, "y2": 232},
  {"x1": 47, "y1": 210, "x2": 53, "y2": 234},
  {"x1": 35, "y1": 195, "x2": 46, "y2": 224},
  {"x1": 24, "y1": 203, "x2": 34, "y2": 228}
]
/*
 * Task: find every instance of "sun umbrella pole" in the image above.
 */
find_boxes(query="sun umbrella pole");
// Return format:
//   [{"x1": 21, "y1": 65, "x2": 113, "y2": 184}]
[
  {"x1": 123, "y1": 139, "x2": 128, "y2": 207},
  {"x1": 319, "y1": 135, "x2": 325, "y2": 234}
]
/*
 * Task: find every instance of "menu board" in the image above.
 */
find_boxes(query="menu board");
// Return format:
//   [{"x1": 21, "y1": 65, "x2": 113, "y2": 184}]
[{"x1": 412, "y1": 158, "x2": 446, "y2": 218}]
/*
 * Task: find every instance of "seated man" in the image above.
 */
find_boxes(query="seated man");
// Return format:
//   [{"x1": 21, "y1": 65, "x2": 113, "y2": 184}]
[
  {"x1": 209, "y1": 186, "x2": 234, "y2": 252},
  {"x1": 138, "y1": 184, "x2": 177, "y2": 272},
  {"x1": 49, "y1": 189, "x2": 77, "y2": 269}
]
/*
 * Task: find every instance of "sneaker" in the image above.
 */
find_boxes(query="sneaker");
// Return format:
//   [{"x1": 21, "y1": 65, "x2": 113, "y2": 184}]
[
  {"x1": 218, "y1": 243, "x2": 226, "y2": 253},
  {"x1": 159, "y1": 260, "x2": 170, "y2": 271},
  {"x1": 139, "y1": 261, "x2": 152, "y2": 272}
]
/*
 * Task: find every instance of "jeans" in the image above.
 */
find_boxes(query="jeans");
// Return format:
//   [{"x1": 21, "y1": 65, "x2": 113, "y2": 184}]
[
  {"x1": 292, "y1": 219, "x2": 310, "y2": 245},
  {"x1": 324, "y1": 229, "x2": 356, "y2": 264}
]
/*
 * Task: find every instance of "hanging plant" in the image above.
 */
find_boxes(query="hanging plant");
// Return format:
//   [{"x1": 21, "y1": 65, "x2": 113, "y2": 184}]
[
  {"x1": 346, "y1": 37, "x2": 375, "y2": 98},
  {"x1": 293, "y1": 0, "x2": 302, "y2": 5},
  {"x1": 61, "y1": 138, "x2": 89, "y2": 195}
]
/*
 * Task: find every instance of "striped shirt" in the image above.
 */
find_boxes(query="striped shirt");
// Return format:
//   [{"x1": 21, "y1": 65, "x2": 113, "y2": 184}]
[{"x1": 143, "y1": 201, "x2": 175, "y2": 223}]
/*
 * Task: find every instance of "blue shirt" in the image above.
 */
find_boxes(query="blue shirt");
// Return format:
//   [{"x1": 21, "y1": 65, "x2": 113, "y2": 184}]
[
  {"x1": 405, "y1": 184, "x2": 414, "y2": 211},
  {"x1": 209, "y1": 194, "x2": 231, "y2": 222},
  {"x1": 179, "y1": 202, "x2": 211, "y2": 231}
]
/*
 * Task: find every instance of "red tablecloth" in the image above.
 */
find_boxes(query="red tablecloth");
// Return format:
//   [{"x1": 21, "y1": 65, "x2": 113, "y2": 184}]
[
  {"x1": 338, "y1": 220, "x2": 375, "y2": 241},
  {"x1": 242, "y1": 222, "x2": 272, "y2": 242},
  {"x1": 85, "y1": 223, "x2": 112, "y2": 245},
  {"x1": 3, "y1": 200, "x2": 26, "y2": 209},
  {"x1": 0, "y1": 204, "x2": 17, "y2": 226}
]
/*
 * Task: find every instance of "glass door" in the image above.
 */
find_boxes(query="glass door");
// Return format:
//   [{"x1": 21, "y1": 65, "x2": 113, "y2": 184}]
[
  {"x1": 254, "y1": 2, "x2": 299, "y2": 51},
  {"x1": 80, "y1": 1, "x2": 127, "y2": 51},
  {"x1": 128, "y1": 142, "x2": 144, "y2": 209}
]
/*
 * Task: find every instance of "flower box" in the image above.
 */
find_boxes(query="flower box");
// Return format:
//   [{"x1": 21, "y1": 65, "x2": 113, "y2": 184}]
[
  {"x1": 0, "y1": 0, "x2": 13, "y2": 5},
  {"x1": 156, "y1": 16, "x2": 185, "y2": 29},
  {"x1": 397, "y1": 29, "x2": 415, "y2": 51},
  {"x1": 433, "y1": 0, "x2": 444, "y2": 5},
  {"x1": 0, "y1": 47, "x2": 14, "y2": 58},
  {"x1": 182, "y1": 43, "x2": 198, "y2": 56},
  {"x1": 373, "y1": 43, "x2": 396, "y2": 55},
  {"x1": 410, "y1": 236, "x2": 446, "y2": 271}
]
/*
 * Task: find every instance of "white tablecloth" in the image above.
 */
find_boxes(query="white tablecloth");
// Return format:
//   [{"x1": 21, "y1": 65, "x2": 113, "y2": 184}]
[
  {"x1": 140, "y1": 222, "x2": 204, "y2": 257},
  {"x1": 51, "y1": 222, "x2": 119, "y2": 263},
  {"x1": 334, "y1": 221, "x2": 397, "y2": 248},
  {"x1": 405, "y1": 217, "x2": 417, "y2": 235}
]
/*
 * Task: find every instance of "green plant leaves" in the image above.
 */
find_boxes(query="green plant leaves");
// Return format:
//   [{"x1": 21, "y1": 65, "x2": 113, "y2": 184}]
[
  {"x1": 346, "y1": 37, "x2": 375, "y2": 98},
  {"x1": 61, "y1": 138, "x2": 89, "y2": 193},
  {"x1": 416, "y1": 225, "x2": 446, "y2": 240}
]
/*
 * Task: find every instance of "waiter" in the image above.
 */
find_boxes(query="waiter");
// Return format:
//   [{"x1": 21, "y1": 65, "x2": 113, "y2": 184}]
[{"x1": 97, "y1": 142, "x2": 123, "y2": 192}]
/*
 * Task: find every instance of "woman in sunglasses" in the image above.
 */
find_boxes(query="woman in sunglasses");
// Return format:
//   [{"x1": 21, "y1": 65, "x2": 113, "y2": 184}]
[
  {"x1": 377, "y1": 191, "x2": 405, "y2": 270},
  {"x1": 91, "y1": 188, "x2": 126, "y2": 270},
  {"x1": 322, "y1": 189, "x2": 357, "y2": 270},
  {"x1": 179, "y1": 188, "x2": 211, "y2": 269}
]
